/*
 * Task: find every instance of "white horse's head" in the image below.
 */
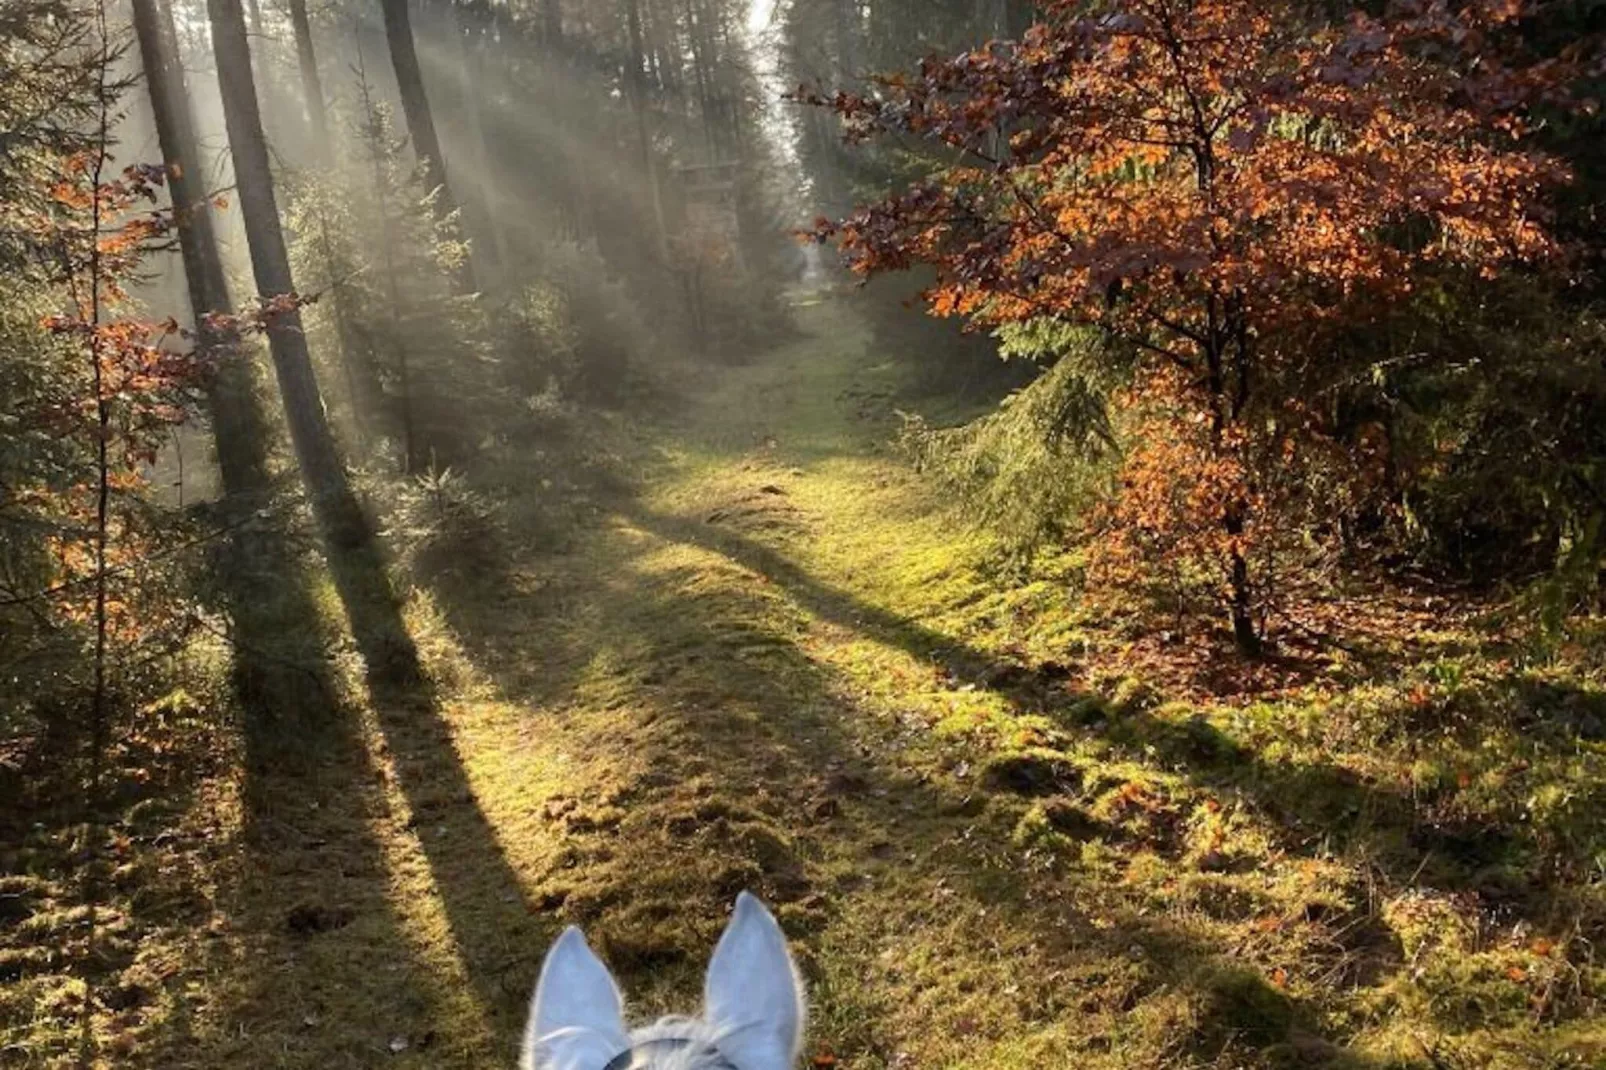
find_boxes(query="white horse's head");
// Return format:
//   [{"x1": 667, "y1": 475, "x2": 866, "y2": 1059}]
[{"x1": 522, "y1": 892, "x2": 805, "y2": 1070}]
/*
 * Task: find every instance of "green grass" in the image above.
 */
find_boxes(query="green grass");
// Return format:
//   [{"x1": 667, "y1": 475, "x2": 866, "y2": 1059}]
[{"x1": 3, "y1": 299, "x2": 1604, "y2": 1068}]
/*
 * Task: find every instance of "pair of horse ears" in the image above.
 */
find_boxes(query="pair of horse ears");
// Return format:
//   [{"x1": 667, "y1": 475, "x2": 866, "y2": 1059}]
[{"x1": 523, "y1": 892, "x2": 806, "y2": 1070}]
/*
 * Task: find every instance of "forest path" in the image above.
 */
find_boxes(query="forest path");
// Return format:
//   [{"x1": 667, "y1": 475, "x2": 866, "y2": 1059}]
[
  {"x1": 176, "y1": 298, "x2": 1109, "y2": 1070},
  {"x1": 157, "y1": 299, "x2": 1572, "y2": 1070},
  {"x1": 379, "y1": 297, "x2": 1101, "y2": 1068},
  {"x1": 390, "y1": 297, "x2": 1078, "y2": 1064}
]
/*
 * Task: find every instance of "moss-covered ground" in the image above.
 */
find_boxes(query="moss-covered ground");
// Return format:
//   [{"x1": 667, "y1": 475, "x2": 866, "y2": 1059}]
[{"x1": 3, "y1": 299, "x2": 1604, "y2": 1068}]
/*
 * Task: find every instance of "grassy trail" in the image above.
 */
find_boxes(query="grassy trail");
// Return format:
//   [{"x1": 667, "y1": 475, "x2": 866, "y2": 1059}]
[
  {"x1": 171, "y1": 298, "x2": 1091, "y2": 1070},
  {"x1": 23, "y1": 299, "x2": 1600, "y2": 1069}
]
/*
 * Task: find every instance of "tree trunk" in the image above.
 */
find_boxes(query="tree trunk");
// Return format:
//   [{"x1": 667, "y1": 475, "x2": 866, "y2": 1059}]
[
  {"x1": 243, "y1": 0, "x2": 292, "y2": 152},
  {"x1": 691, "y1": 0, "x2": 733, "y2": 155},
  {"x1": 533, "y1": 1, "x2": 584, "y2": 238},
  {"x1": 539, "y1": 0, "x2": 562, "y2": 49},
  {"x1": 138, "y1": 0, "x2": 341, "y2": 727},
  {"x1": 454, "y1": 0, "x2": 509, "y2": 277},
  {"x1": 132, "y1": 0, "x2": 269, "y2": 502},
  {"x1": 1205, "y1": 313, "x2": 1262, "y2": 658},
  {"x1": 625, "y1": 0, "x2": 670, "y2": 265},
  {"x1": 286, "y1": 0, "x2": 329, "y2": 153},
  {"x1": 1225, "y1": 510, "x2": 1262, "y2": 657},
  {"x1": 207, "y1": 0, "x2": 367, "y2": 546},
  {"x1": 286, "y1": 0, "x2": 381, "y2": 444},
  {"x1": 833, "y1": 0, "x2": 859, "y2": 80},
  {"x1": 683, "y1": 0, "x2": 717, "y2": 156},
  {"x1": 649, "y1": 0, "x2": 681, "y2": 99},
  {"x1": 379, "y1": 0, "x2": 475, "y2": 292}
]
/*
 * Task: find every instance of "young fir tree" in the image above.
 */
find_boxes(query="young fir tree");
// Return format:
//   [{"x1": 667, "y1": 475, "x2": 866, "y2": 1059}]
[{"x1": 289, "y1": 68, "x2": 492, "y2": 475}]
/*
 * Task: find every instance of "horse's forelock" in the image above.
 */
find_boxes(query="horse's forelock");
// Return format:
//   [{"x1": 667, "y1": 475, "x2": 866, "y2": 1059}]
[{"x1": 620, "y1": 1017, "x2": 741, "y2": 1070}]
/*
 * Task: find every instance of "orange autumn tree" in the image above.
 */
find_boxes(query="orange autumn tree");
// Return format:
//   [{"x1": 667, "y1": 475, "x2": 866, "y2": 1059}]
[
  {"x1": 38, "y1": 151, "x2": 209, "y2": 774},
  {"x1": 808, "y1": 0, "x2": 1575, "y2": 654}
]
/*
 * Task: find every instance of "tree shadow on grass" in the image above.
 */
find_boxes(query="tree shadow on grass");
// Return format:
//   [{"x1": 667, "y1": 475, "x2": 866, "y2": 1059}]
[
  {"x1": 0, "y1": 553, "x2": 286, "y2": 1068},
  {"x1": 137, "y1": 528, "x2": 549, "y2": 1067},
  {"x1": 136, "y1": 528, "x2": 437, "y2": 1067},
  {"x1": 317, "y1": 539, "x2": 549, "y2": 1044},
  {"x1": 414, "y1": 505, "x2": 1392, "y2": 1066},
  {"x1": 618, "y1": 504, "x2": 1589, "y2": 934}
]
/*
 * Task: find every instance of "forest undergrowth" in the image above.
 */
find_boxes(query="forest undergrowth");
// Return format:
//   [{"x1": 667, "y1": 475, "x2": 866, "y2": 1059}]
[{"x1": 4, "y1": 297, "x2": 1604, "y2": 1069}]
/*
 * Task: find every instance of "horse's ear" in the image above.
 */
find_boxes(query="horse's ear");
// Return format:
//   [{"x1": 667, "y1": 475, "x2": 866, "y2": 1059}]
[
  {"x1": 523, "y1": 927, "x2": 629, "y2": 1070},
  {"x1": 704, "y1": 893, "x2": 805, "y2": 1070}
]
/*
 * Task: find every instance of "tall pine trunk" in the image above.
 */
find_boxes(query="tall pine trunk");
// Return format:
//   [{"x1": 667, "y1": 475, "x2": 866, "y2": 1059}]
[
  {"x1": 450, "y1": 0, "x2": 508, "y2": 277},
  {"x1": 539, "y1": 0, "x2": 561, "y2": 49},
  {"x1": 207, "y1": 0, "x2": 367, "y2": 546},
  {"x1": 379, "y1": 0, "x2": 475, "y2": 292},
  {"x1": 134, "y1": 0, "x2": 336, "y2": 727},
  {"x1": 132, "y1": 0, "x2": 269, "y2": 502},
  {"x1": 626, "y1": 0, "x2": 670, "y2": 265},
  {"x1": 286, "y1": 0, "x2": 329, "y2": 152}
]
